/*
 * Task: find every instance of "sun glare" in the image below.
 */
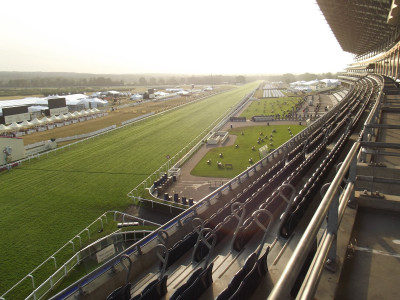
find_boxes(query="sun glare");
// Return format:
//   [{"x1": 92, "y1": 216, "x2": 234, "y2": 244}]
[{"x1": 0, "y1": 0, "x2": 353, "y2": 74}]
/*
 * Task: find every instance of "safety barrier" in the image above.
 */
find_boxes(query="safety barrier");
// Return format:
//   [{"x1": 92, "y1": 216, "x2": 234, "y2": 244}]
[
  {"x1": 120, "y1": 112, "x2": 155, "y2": 126},
  {"x1": 55, "y1": 125, "x2": 117, "y2": 143},
  {"x1": 0, "y1": 211, "x2": 159, "y2": 300}
]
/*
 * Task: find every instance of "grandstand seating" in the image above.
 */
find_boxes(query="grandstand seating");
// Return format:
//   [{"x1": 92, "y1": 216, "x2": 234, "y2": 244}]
[{"x1": 50, "y1": 74, "x2": 387, "y2": 300}]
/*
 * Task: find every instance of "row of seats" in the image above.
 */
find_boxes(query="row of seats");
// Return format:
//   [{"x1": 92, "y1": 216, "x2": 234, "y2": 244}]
[
  {"x1": 135, "y1": 85, "x2": 365, "y2": 298},
  {"x1": 279, "y1": 78, "x2": 376, "y2": 238},
  {"x1": 279, "y1": 132, "x2": 349, "y2": 238},
  {"x1": 171, "y1": 263, "x2": 214, "y2": 300},
  {"x1": 216, "y1": 248, "x2": 269, "y2": 300},
  {"x1": 232, "y1": 81, "x2": 368, "y2": 248},
  {"x1": 131, "y1": 275, "x2": 168, "y2": 300},
  {"x1": 287, "y1": 127, "x2": 323, "y2": 161},
  {"x1": 168, "y1": 159, "x2": 287, "y2": 264},
  {"x1": 233, "y1": 142, "x2": 327, "y2": 251},
  {"x1": 165, "y1": 98, "x2": 339, "y2": 265},
  {"x1": 196, "y1": 151, "x2": 307, "y2": 255}
]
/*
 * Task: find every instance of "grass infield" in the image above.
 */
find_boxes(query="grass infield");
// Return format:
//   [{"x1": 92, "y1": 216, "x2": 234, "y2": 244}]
[
  {"x1": 239, "y1": 96, "x2": 302, "y2": 119},
  {"x1": 191, "y1": 125, "x2": 305, "y2": 178}
]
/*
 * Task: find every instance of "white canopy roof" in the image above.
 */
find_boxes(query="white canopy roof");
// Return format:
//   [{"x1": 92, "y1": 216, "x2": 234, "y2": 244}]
[
  {"x1": 28, "y1": 105, "x2": 48, "y2": 112},
  {"x1": 40, "y1": 116, "x2": 53, "y2": 124},
  {"x1": 30, "y1": 118, "x2": 43, "y2": 125},
  {"x1": 0, "y1": 124, "x2": 11, "y2": 133},
  {"x1": 0, "y1": 94, "x2": 108, "y2": 115},
  {"x1": 0, "y1": 97, "x2": 43, "y2": 108},
  {"x1": 20, "y1": 120, "x2": 33, "y2": 128},
  {"x1": 60, "y1": 114, "x2": 69, "y2": 120},
  {"x1": 9, "y1": 122, "x2": 22, "y2": 130},
  {"x1": 50, "y1": 115, "x2": 62, "y2": 122}
]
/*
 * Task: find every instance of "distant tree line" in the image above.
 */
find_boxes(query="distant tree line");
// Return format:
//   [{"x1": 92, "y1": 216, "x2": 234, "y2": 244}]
[
  {"x1": 0, "y1": 77, "x2": 125, "y2": 88},
  {"x1": 0, "y1": 72, "x2": 247, "y2": 88},
  {"x1": 138, "y1": 75, "x2": 247, "y2": 86},
  {"x1": 0, "y1": 71, "x2": 337, "y2": 88}
]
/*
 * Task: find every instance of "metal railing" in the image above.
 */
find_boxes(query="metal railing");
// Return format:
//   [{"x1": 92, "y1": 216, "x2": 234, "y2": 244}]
[
  {"x1": 268, "y1": 141, "x2": 360, "y2": 300},
  {"x1": 0, "y1": 211, "x2": 159, "y2": 300}
]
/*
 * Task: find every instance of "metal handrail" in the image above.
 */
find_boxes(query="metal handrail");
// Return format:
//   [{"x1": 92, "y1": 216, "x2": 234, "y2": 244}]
[
  {"x1": 297, "y1": 182, "x2": 354, "y2": 300},
  {"x1": 268, "y1": 141, "x2": 360, "y2": 300},
  {"x1": 269, "y1": 75, "x2": 376, "y2": 299}
]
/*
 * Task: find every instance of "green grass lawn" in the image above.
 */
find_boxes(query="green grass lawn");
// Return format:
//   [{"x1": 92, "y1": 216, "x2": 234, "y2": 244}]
[
  {"x1": 0, "y1": 81, "x2": 259, "y2": 297},
  {"x1": 239, "y1": 97, "x2": 302, "y2": 119},
  {"x1": 191, "y1": 125, "x2": 305, "y2": 178}
]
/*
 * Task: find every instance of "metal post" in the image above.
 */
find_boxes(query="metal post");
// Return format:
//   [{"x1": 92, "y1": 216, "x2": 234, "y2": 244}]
[
  {"x1": 98, "y1": 218, "x2": 103, "y2": 232},
  {"x1": 27, "y1": 274, "x2": 37, "y2": 300},
  {"x1": 69, "y1": 241, "x2": 75, "y2": 252},
  {"x1": 230, "y1": 202, "x2": 246, "y2": 251},
  {"x1": 348, "y1": 155, "x2": 357, "y2": 207},
  {"x1": 27, "y1": 274, "x2": 35, "y2": 289},
  {"x1": 326, "y1": 188, "x2": 339, "y2": 272},
  {"x1": 252, "y1": 209, "x2": 274, "y2": 257},
  {"x1": 50, "y1": 256, "x2": 57, "y2": 269}
]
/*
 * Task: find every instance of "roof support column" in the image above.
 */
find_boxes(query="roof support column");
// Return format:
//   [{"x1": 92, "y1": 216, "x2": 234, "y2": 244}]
[
  {"x1": 385, "y1": 56, "x2": 389, "y2": 76},
  {"x1": 384, "y1": 57, "x2": 387, "y2": 76},
  {"x1": 391, "y1": 51, "x2": 395, "y2": 78},
  {"x1": 378, "y1": 60, "x2": 381, "y2": 75},
  {"x1": 395, "y1": 46, "x2": 400, "y2": 81},
  {"x1": 390, "y1": 52, "x2": 393, "y2": 78}
]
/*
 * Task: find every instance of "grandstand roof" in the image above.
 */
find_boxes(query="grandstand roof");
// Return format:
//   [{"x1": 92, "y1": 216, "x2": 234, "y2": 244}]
[{"x1": 317, "y1": 0, "x2": 399, "y2": 56}]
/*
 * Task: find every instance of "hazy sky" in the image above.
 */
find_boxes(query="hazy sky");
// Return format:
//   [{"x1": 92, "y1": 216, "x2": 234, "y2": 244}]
[{"x1": 0, "y1": 0, "x2": 354, "y2": 75}]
